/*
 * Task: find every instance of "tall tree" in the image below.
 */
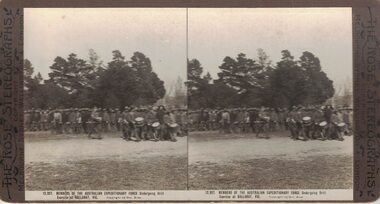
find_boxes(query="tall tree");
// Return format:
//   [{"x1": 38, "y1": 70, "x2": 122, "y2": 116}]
[
  {"x1": 24, "y1": 59, "x2": 35, "y2": 91},
  {"x1": 298, "y1": 51, "x2": 335, "y2": 105},
  {"x1": 95, "y1": 51, "x2": 166, "y2": 108},
  {"x1": 187, "y1": 59, "x2": 214, "y2": 109},
  {"x1": 130, "y1": 52, "x2": 166, "y2": 105},
  {"x1": 48, "y1": 53, "x2": 92, "y2": 94},
  {"x1": 24, "y1": 59, "x2": 44, "y2": 109},
  {"x1": 217, "y1": 53, "x2": 270, "y2": 106},
  {"x1": 266, "y1": 50, "x2": 335, "y2": 108},
  {"x1": 187, "y1": 59, "x2": 204, "y2": 95},
  {"x1": 267, "y1": 50, "x2": 307, "y2": 108},
  {"x1": 217, "y1": 53, "x2": 270, "y2": 93}
]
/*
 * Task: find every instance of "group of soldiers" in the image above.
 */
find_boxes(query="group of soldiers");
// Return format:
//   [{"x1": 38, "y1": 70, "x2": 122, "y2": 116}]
[
  {"x1": 24, "y1": 105, "x2": 188, "y2": 142},
  {"x1": 25, "y1": 105, "x2": 353, "y2": 141},
  {"x1": 187, "y1": 105, "x2": 353, "y2": 141}
]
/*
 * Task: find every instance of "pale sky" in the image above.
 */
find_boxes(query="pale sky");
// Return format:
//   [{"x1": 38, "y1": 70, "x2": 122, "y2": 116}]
[
  {"x1": 25, "y1": 8, "x2": 352, "y2": 95},
  {"x1": 24, "y1": 8, "x2": 187, "y2": 91},
  {"x1": 188, "y1": 8, "x2": 353, "y2": 93}
]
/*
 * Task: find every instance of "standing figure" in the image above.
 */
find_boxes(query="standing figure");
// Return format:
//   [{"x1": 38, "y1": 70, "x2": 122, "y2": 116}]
[{"x1": 88, "y1": 107, "x2": 102, "y2": 139}]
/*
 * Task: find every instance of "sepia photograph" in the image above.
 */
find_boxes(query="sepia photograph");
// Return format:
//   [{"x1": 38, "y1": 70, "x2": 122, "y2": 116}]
[
  {"x1": 187, "y1": 8, "x2": 353, "y2": 190},
  {"x1": 24, "y1": 8, "x2": 188, "y2": 190},
  {"x1": 20, "y1": 6, "x2": 360, "y2": 201}
]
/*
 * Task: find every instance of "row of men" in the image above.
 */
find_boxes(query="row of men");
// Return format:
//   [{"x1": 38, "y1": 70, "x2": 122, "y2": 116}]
[
  {"x1": 186, "y1": 106, "x2": 353, "y2": 141},
  {"x1": 24, "y1": 106, "x2": 188, "y2": 142}
]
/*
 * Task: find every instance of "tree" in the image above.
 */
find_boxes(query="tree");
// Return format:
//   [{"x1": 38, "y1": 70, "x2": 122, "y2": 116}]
[
  {"x1": 94, "y1": 51, "x2": 166, "y2": 108},
  {"x1": 24, "y1": 59, "x2": 34, "y2": 91},
  {"x1": 88, "y1": 49, "x2": 104, "y2": 73},
  {"x1": 299, "y1": 51, "x2": 335, "y2": 105},
  {"x1": 256, "y1": 48, "x2": 273, "y2": 70},
  {"x1": 266, "y1": 50, "x2": 335, "y2": 108},
  {"x1": 34, "y1": 82, "x2": 71, "y2": 109},
  {"x1": 187, "y1": 59, "x2": 214, "y2": 109},
  {"x1": 217, "y1": 53, "x2": 270, "y2": 106},
  {"x1": 24, "y1": 59, "x2": 44, "y2": 109},
  {"x1": 47, "y1": 53, "x2": 103, "y2": 106},
  {"x1": 48, "y1": 53, "x2": 92, "y2": 94},
  {"x1": 187, "y1": 59, "x2": 204, "y2": 95},
  {"x1": 130, "y1": 52, "x2": 166, "y2": 105}
]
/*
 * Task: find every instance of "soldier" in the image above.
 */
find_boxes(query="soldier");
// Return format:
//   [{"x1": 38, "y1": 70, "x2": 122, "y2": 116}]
[
  {"x1": 269, "y1": 108, "x2": 279, "y2": 132},
  {"x1": 88, "y1": 107, "x2": 102, "y2": 139},
  {"x1": 156, "y1": 105, "x2": 166, "y2": 139},
  {"x1": 121, "y1": 107, "x2": 131, "y2": 140},
  {"x1": 109, "y1": 109, "x2": 117, "y2": 132},
  {"x1": 221, "y1": 109, "x2": 231, "y2": 134},
  {"x1": 242, "y1": 108, "x2": 251, "y2": 133},
  {"x1": 52, "y1": 109, "x2": 63, "y2": 134},
  {"x1": 145, "y1": 107, "x2": 159, "y2": 141},
  {"x1": 229, "y1": 108, "x2": 238, "y2": 133},
  {"x1": 208, "y1": 109, "x2": 217, "y2": 131},
  {"x1": 276, "y1": 108, "x2": 285, "y2": 131},
  {"x1": 102, "y1": 109, "x2": 111, "y2": 133},
  {"x1": 40, "y1": 110, "x2": 49, "y2": 131},
  {"x1": 163, "y1": 111, "x2": 178, "y2": 142},
  {"x1": 323, "y1": 105, "x2": 334, "y2": 139},
  {"x1": 47, "y1": 108, "x2": 54, "y2": 131},
  {"x1": 115, "y1": 108, "x2": 122, "y2": 132},
  {"x1": 287, "y1": 108, "x2": 298, "y2": 139},
  {"x1": 299, "y1": 108, "x2": 313, "y2": 141},
  {"x1": 216, "y1": 108, "x2": 223, "y2": 133},
  {"x1": 134, "y1": 108, "x2": 146, "y2": 141},
  {"x1": 74, "y1": 108, "x2": 82, "y2": 134},
  {"x1": 236, "y1": 108, "x2": 245, "y2": 133},
  {"x1": 311, "y1": 107, "x2": 325, "y2": 140},
  {"x1": 331, "y1": 110, "x2": 345, "y2": 141},
  {"x1": 61, "y1": 109, "x2": 70, "y2": 134},
  {"x1": 126, "y1": 107, "x2": 138, "y2": 141},
  {"x1": 68, "y1": 108, "x2": 77, "y2": 134},
  {"x1": 81, "y1": 108, "x2": 91, "y2": 134}
]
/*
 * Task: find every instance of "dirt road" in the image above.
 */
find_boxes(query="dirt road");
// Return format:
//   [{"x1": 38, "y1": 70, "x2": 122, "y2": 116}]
[
  {"x1": 25, "y1": 132, "x2": 187, "y2": 190},
  {"x1": 189, "y1": 131, "x2": 353, "y2": 190}
]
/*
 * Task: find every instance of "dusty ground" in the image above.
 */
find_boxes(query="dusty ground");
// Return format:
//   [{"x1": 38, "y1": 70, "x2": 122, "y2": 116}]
[
  {"x1": 26, "y1": 130, "x2": 353, "y2": 190},
  {"x1": 25, "y1": 132, "x2": 187, "y2": 190},
  {"x1": 189, "y1": 131, "x2": 353, "y2": 190}
]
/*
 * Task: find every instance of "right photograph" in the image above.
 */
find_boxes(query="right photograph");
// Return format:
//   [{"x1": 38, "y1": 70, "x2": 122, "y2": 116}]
[{"x1": 187, "y1": 8, "x2": 353, "y2": 190}]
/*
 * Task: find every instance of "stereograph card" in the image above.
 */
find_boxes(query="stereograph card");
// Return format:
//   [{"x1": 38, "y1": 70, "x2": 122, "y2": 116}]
[{"x1": 0, "y1": 0, "x2": 379, "y2": 202}]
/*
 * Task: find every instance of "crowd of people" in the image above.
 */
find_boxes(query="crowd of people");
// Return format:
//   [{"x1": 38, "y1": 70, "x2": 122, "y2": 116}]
[
  {"x1": 187, "y1": 105, "x2": 353, "y2": 141},
  {"x1": 25, "y1": 104, "x2": 353, "y2": 141},
  {"x1": 24, "y1": 105, "x2": 188, "y2": 142}
]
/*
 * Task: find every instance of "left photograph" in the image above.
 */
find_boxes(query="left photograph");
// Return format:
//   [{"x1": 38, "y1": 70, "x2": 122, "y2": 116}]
[{"x1": 24, "y1": 8, "x2": 187, "y2": 190}]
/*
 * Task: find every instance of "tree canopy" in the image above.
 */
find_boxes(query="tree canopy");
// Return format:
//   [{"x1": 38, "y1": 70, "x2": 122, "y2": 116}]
[
  {"x1": 24, "y1": 50, "x2": 166, "y2": 109},
  {"x1": 187, "y1": 49, "x2": 335, "y2": 109}
]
